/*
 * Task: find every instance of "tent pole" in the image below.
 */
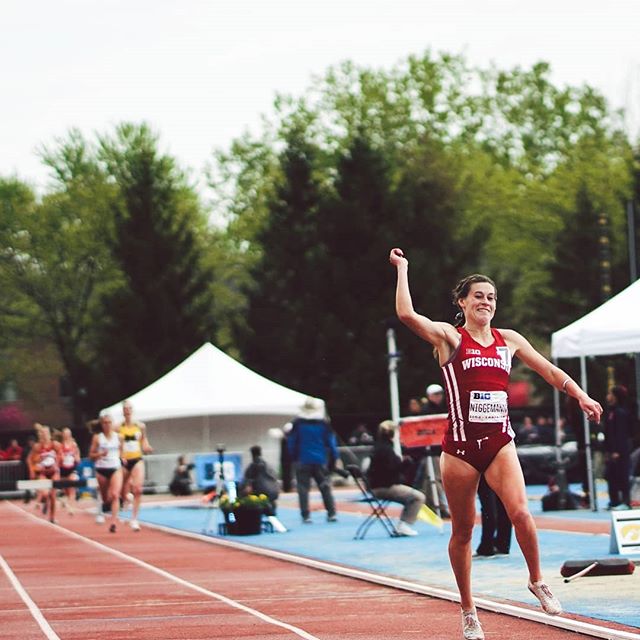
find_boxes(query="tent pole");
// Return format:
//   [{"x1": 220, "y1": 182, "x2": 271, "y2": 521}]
[
  {"x1": 552, "y1": 359, "x2": 567, "y2": 508},
  {"x1": 580, "y1": 356, "x2": 597, "y2": 511}
]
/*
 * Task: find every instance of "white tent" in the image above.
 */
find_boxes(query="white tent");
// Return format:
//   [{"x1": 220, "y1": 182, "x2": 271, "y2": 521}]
[
  {"x1": 101, "y1": 342, "x2": 321, "y2": 470},
  {"x1": 550, "y1": 278, "x2": 640, "y2": 510},
  {"x1": 551, "y1": 278, "x2": 640, "y2": 358}
]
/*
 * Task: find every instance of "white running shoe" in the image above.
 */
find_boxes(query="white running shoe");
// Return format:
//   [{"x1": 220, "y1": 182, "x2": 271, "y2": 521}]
[
  {"x1": 130, "y1": 519, "x2": 141, "y2": 531},
  {"x1": 95, "y1": 513, "x2": 105, "y2": 524},
  {"x1": 461, "y1": 609, "x2": 484, "y2": 640},
  {"x1": 395, "y1": 520, "x2": 418, "y2": 536},
  {"x1": 528, "y1": 580, "x2": 562, "y2": 615}
]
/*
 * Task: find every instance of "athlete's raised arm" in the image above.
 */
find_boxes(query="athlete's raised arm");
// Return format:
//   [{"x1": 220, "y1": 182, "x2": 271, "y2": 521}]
[{"x1": 389, "y1": 248, "x2": 459, "y2": 362}]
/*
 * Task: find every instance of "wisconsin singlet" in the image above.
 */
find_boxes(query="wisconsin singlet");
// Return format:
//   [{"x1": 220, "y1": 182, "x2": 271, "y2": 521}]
[
  {"x1": 120, "y1": 423, "x2": 143, "y2": 470},
  {"x1": 441, "y1": 327, "x2": 516, "y2": 472}
]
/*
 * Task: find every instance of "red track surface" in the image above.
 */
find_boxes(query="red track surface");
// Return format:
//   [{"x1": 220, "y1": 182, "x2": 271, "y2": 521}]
[{"x1": 0, "y1": 501, "x2": 630, "y2": 640}]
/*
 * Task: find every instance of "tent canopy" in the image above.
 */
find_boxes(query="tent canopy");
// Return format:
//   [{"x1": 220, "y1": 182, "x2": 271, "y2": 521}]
[
  {"x1": 551, "y1": 278, "x2": 640, "y2": 359},
  {"x1": 101, "y1": 342, "x2": 318, "y2": 422}
]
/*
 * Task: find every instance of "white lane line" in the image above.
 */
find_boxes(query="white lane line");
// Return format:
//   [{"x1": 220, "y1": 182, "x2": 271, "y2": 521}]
[
  {"x1": 133, "y1": 518, "x2": 640, "y2": 640},
  {"x1": 0, "y1": 553, "x2": 61, "y2": 640},
  {"x1": 5, "y1": 503, "x2": 320, "y2": 640}
]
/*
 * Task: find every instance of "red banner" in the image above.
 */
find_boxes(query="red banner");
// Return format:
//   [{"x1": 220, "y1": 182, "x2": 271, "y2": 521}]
[{"x1": 399, "y1": 414, "x2": 448, "y2": 448}]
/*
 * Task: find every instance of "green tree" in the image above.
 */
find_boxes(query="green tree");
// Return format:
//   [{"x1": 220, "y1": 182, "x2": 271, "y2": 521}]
[
  {"x1": 96, "y1": 123, "x2": 217, "y2": 403},
  {"x1": 237, "y1": 127, "x2": 327, "y2": 398},
  {"x1": 0, "y1": 134, "x2": 117, "y2": 425}
]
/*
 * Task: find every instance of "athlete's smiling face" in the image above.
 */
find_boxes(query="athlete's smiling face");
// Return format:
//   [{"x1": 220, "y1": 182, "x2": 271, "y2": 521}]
[{"x1": 459, "y1": 283, "x2": 496, "y2": 325}]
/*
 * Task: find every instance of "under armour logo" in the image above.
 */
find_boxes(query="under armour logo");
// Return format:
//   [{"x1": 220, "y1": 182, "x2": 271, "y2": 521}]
[
  {"x1": 456, "y1": 449, "x2": 465, "y2": 456},
  {"x1": 476, "y1": 436, "x2": 489, "y2": 450}
]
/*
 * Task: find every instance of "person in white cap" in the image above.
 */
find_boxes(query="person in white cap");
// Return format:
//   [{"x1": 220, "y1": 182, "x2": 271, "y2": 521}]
[
  {"x1": 287, "y1": 397, "x2": 338, "y2": 523},
  {"x1": 413, "y1": 383, "x2": 449, "y2": 518},
  {"x1": 422, "y1": 383, "x2": 446, "y2": 413}
]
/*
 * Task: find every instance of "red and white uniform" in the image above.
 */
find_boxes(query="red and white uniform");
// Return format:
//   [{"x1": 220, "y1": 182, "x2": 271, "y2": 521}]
[
  {"x1": 38, "y1": 443, "x2": 59, "y2": 478},
  {"x1": 60, "y1": 443, "x2": 77, "y2": 472},
  {"x1": 441, "y1": 327, "x2": 515, "y2": 472}
]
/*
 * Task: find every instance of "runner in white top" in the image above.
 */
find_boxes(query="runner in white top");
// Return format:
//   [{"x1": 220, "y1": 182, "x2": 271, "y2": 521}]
[{"x1": 89, "y1": 414, "x2": 123, "y2": 533}]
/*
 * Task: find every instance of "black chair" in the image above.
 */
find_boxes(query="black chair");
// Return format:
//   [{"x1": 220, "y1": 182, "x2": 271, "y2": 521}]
[{"x1": 346, "y1": 464, "x2": 399, "y2": 540}]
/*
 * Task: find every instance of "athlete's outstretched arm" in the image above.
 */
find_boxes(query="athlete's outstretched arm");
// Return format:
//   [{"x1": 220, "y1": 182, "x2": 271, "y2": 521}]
[
  {"x1": 502, "y1": 328, "x2": 603, "y2": 422},
  {"x1": 389, "y1": 248, "x2": 457, "y2": 357}
]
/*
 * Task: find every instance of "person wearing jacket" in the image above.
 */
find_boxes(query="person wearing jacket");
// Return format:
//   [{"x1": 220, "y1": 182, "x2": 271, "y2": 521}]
[
  {"x1": 367, "y1": 420, "x2": 426, "y2": 536},
  {"x1": 605, "y1": 385, "x2": 633, "y2": 510},
  {"x1": 287, "y1": 397, "x2": 338, "y2": 523}
]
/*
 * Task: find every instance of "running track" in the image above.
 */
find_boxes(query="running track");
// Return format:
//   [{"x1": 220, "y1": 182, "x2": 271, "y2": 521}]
[{"x1": 0, "y1": 501, "x2": 636, "y2": 640}]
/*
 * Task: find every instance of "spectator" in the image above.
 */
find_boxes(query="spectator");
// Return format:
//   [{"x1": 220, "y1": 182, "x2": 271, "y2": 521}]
[
  {"x1": 541, "y1": 475, "x2": 582, "y2": 511},
  {"x1": 169, "y1": 455, "x2": 194, "y2": 496},
  {"x1": 413, "y1": 383, "x2": 450, "y2": 518},
  {"x1": 516, "y1": 416, "x2": 539, "y2": 445},
  {"x1": 367, "y1": 420, "x2": 426, "y2": 536},
  {"x1": 347, "y1": 423, "x2": 374, "y2": 445},
  {"x1": 242, "y1": 445, "x2": 280, "y2": 515},
  {"x1": 406, "y1": 397, "x2": 423, "y2": 416},
  {"x1": 535, "y1": 415, "x2": 554, "y2": 444},
  {"x1": 421, "y1": 384, "x2": 446, "y2": 415},
  {"x1": 287, "y1": 397, "x2": 338, "y2": 523},
  {"x1": 605, "y1": 385, "x2": 633, "y2": 510},
  {"x1": 473, "y1": 476, "x2": 512, "y2": 557},
  {"x1": 4, "y1": 438, "x2": 23, "y2": 461}
]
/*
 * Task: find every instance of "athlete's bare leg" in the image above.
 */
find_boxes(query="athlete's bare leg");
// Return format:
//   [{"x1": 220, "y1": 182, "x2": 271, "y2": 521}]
[
  {"x1": 440, "y1": 452, "x2": 481, "y2": 611},
  {"x1": 107, "y1": 470, "x2": 123, "y2": 528},
  {"x1": 484, "y1": 442, "x2": 542, "y2": 583},
  {"x1": 128, "y1": 460, "x2": 145, "y2": 522}
]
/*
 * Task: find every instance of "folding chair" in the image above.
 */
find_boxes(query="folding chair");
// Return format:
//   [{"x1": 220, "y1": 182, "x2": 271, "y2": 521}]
[{"x1": 346, "y1": 464, "x2": 399, "y2": 540}]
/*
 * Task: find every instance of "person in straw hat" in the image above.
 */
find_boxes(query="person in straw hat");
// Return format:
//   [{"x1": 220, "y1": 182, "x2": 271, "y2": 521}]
[{"x1": 287, "y1": 397, "x2": 338, "y2": 523}]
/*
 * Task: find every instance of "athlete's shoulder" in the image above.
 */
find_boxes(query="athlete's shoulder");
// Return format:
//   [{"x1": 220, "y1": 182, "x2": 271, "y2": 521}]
[{"x1": 494, "y1": 328, "x2": 530, "y2": 349}]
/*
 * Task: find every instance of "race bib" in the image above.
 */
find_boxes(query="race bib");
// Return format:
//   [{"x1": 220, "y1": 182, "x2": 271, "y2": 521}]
[
  {"x1": 63, "y1": 454, "x2": 75, "y2": 467},
  {"x1": 41, "y1": 456, "x2": 55, "y2": 467},
  {"x1": 123, "y1": 440, "x2": 140, "y2": 454},
  {"x1": 468, "y1": 390, "x2": 508, "y2": 423}
]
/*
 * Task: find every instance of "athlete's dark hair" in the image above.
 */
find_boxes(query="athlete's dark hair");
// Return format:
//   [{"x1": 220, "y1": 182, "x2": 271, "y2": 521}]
[{"x1": 451, "y1": 274, "x2": 497, "y2": 327}]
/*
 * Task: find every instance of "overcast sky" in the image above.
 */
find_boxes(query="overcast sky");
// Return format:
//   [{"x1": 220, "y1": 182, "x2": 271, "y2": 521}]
[{"x1": 3, "y1": 0, "x2": 639, "y2": 195}]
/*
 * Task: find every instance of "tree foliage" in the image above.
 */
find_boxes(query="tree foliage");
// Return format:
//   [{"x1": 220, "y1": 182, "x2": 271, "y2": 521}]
[
  {"x1": 95, "y1": 123, "x2": 218, "y2": 403},
  {"x1": 213, "y1": 51, "x2": 634, "y2": 412}
]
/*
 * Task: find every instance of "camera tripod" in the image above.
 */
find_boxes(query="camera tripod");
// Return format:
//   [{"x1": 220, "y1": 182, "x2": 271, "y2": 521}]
[{"x1": 202, "y1": 445, "x2": 237, "y2": 534}]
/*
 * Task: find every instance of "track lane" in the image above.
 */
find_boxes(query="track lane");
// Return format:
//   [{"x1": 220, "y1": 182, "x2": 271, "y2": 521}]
[{"x1": 2, "y1": 501, "x2": 630, "y2": 640}]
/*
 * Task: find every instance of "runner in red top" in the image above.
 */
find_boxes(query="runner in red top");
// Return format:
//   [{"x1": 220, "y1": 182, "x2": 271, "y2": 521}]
[
  {"x1": 441, "y1": 326, "x2": 515, "y2": 472},
  {"x1": 59, "y1": 427, "x2": 81, "y2": 515},
  {"x1": 29, "y1": 425, "x2": 62, "y2": 524},
  {"x1": 389, "y1": 248, "x2": 602, "y2": 640}
]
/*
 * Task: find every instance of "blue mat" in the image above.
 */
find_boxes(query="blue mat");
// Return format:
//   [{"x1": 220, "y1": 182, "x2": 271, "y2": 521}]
[{"x1": 135, "y1": 487, "x2": 639, "y2": 630}]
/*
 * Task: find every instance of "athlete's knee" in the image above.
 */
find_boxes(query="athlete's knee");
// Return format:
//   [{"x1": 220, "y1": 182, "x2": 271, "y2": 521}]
[
  {"x1": 450, "y1": 522, "x2": 474, "y2": 545},
  {"x1": 508, "y1": 505, "x2": 532, "y2": 529}
]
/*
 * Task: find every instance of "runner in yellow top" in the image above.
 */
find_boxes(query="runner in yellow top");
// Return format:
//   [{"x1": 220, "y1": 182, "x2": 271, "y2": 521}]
[{"x1": 118, "y1": 400, "x2": 153, "y2": 531}]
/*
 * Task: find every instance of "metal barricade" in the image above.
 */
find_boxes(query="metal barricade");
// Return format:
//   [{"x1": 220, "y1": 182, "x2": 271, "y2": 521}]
[{"x1": 0, "y1": 460, "x2": 26, "y2": 496}]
